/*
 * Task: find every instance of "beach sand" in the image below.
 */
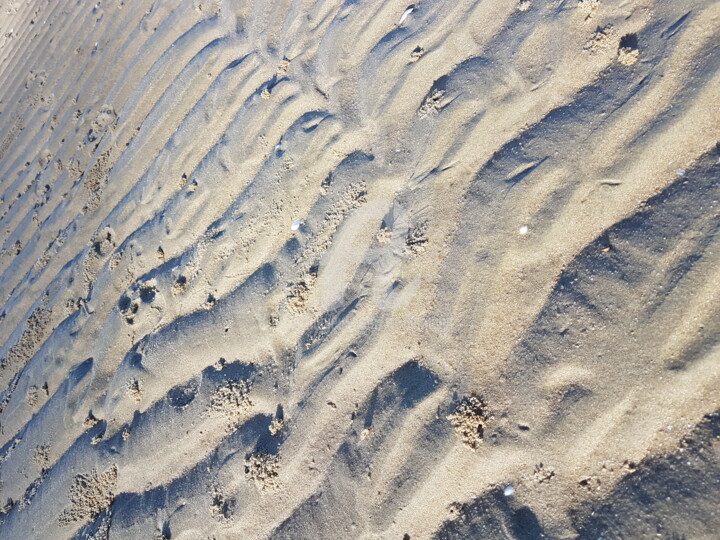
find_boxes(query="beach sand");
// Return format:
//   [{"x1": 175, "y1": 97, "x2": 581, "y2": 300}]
[{"x1": 0, "y1": 0, "x2": 719, "y2": 538}]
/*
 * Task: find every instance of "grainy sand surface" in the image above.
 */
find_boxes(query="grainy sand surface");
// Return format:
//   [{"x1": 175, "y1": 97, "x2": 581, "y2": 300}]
[{"x1": 0, "y1": 1, "x2": 719, "y2": 538}]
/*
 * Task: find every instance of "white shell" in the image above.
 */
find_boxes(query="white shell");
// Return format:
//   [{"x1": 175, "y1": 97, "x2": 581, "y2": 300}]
[
  {"x1": 291, "y1": 219, "x2": 303, "y2": 231},
  {"x1": 399, "y1": 7, "x2": 414, "y2": 25},
  {"x1": 504, "y1": 486, "x2": 515, "y2": 497}
]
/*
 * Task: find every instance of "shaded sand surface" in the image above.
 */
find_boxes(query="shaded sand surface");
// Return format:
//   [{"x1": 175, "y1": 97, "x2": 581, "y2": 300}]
[{"x1": 0, "y1": 0, "x2": 719, "y2": 538}]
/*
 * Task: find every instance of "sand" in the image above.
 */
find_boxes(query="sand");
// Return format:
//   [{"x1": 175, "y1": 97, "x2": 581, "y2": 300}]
[{"x1": 0, "y1": 0, "x2": 719, "y2": 538}]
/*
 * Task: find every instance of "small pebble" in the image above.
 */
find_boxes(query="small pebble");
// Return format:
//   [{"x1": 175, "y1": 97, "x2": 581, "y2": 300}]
[
  {"x1": 519, "y1": 225, "x2": 528, "y2": 235},
  {"x1": 291, "y1": 219, "x2": 303, "y2": 231},
  {"x1": 504, "y1": 486, "x2": 515, "y2": 497}
]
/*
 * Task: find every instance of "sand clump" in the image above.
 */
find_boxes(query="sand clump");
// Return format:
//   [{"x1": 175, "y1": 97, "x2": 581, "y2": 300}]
[
  {"x1": 448, "y1": 395, "x2": 490, "y2": 450},
  {"x1": 207, "y1": 378, "x2": 253, "y2": 430},
  {"x1": 618, "y1": 34, "x2": 640, "y2": 66},
  {"x1": 410, "y1": 46, "x2": 425, "y2": 62},
  {"x1": 584, "y1": 24, "x2": 618, "y2": 54},
  {"x1": 125, "y1": 377, "x2": 144, "y2": 401},
  {"x1": 578, "y1": 0, "x2": 601, "y2": 21},
  {"x1": 404, "y1": 221, "x2": 429, "y2": 256},
  {"x1": 0, "y1": 307, "x2": 51, "y2": 372},
  {"x1": 210, "y1": 489, "x2": 238, "y2": 521},
  {"x1": 286, "y1": 271, "x2": 317, "y2": 314},
  {"x1": 269, "y1": 418, "x2": 285, "y2": 436},
  {"x1": 57, "y1": 466, "x2": 118, "y2": 527},
  {"x1": 209, "y1": 379, "x2": 252, "y2": 414},
  {"x1": 418, "y1": 90, "x2": 446, "y2": 118},
  {"x1": 32, "y1": 444, "x2": 51, "y2": 468},
  {"x1": 618, "y1": 46, "x2": 639, "y2": 66},
  {"x1": 245, "y1": 453, "x2": 280, "y2": 491}
]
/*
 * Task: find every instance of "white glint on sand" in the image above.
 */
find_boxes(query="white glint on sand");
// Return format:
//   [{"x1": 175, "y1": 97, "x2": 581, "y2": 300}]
[{"x1": 519, "y1": 225, "x2": 529, "y2": 235}]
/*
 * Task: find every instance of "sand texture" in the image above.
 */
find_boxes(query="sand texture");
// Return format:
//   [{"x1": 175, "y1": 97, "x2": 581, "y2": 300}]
[{"x1": 0, "y1": 0, "x2": 719, "y2": 538}]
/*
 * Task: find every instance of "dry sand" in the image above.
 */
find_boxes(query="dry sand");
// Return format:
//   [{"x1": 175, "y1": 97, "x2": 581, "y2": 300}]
[{"x1": 0, "y1": 0, "x2": 719, "y2": 538}]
